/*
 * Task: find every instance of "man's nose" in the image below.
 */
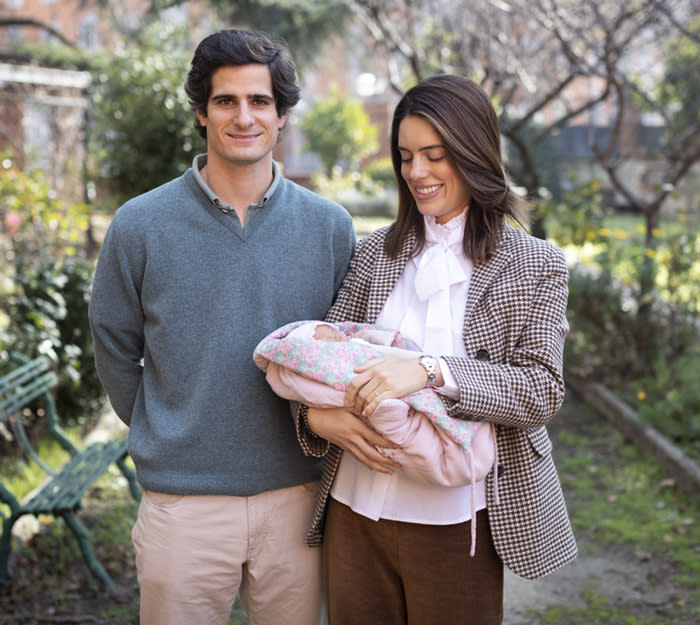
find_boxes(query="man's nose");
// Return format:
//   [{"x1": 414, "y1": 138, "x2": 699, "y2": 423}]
[{"x1": 235, "y1": 103, "x2": 254, "y2": 126}]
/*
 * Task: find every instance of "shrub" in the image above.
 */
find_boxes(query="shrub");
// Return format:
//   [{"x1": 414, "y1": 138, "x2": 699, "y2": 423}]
[
  {"x1": 1, "y1": 156, "x2": 103, "y2": 434},
  {"x1": 632, "y1": 351, "x2": 700, "y2": 464},
  {"x1": 565, "y1": 265, "x2": 643, "y2": 387},
  {"x1": 363, "y1": 157, "x2": 396, "y2": 188},
  {"x1": 300, "y1": 86, "x2": 379, "y2": 176},
  {"x1": 312, "y1": 170, "x2": 396, "y2": 217},
  {"x1": 89, "y1": 22, "x2": 197, "y2": 210},
  {"x1": 0, "y1": 255, "x2": 103, "y2": 422}
]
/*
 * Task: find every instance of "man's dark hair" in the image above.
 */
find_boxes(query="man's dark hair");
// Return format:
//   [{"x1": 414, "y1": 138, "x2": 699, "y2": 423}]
[{"x1": 185, "y1": 28, "x2": 301, "y2": 139}]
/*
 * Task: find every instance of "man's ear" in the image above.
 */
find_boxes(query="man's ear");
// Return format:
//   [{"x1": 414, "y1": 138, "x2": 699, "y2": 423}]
[
  {"x1": 278, "y1": 113, "x2": 288, "y2": 131},
  {"x1": 196, "y1": 108, "x2": 207, "y2": 127}
]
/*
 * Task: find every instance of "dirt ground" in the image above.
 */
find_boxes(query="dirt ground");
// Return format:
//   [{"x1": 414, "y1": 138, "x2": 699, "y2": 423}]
[
  {"x1": 1, "y1": 392, "x2": 696, "y2": 624},
  {"x1": 503, "y1": 392, "x2": 696, "y2": 625},
  {"x1": 503, "y1": 545, "x2": 683, "y2": 624}
]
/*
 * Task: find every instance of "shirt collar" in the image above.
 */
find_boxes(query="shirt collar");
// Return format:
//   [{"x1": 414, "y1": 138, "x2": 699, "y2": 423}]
[
  {"x1": 192, "y1": 153, "x2": 280, "y2": 215},
  {"x1": 423, "y1": 210, "x2": 468, "y2": 249}
]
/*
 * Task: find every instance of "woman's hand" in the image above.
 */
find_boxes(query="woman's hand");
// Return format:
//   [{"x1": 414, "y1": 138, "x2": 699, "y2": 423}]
[
  {"x1": 306, "y1": 405, "x2": 401, "y2": 474},
  {"x1": 346, "y1": 356, "x2": 439, "y2": 417}
]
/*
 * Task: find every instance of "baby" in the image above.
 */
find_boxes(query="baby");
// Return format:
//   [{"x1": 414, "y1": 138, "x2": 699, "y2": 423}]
[{"x1": 254, "y1": 321, "x2": 496, "y2": 489}]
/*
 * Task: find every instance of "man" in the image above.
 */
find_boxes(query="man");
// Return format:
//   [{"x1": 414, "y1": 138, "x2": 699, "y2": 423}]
[{"x1": 88, "y1": 28, "x2": 355, "y2": 625}]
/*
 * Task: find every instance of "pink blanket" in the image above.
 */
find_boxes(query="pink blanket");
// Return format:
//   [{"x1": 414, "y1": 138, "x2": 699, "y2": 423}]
[{"x1": 253, "y1": 321, "x2": 496, "y2": 488}]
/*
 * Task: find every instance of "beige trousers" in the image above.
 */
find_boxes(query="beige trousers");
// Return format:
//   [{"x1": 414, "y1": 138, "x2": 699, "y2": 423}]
[{"x1": 132, "y1": 482, "x2": 322, "y2": 625}]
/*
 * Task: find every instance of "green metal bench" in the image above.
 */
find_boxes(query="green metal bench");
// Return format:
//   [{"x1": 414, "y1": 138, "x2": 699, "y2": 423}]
[{"x1": 0, "y1": 355, "x2": 140, "y2": 592}]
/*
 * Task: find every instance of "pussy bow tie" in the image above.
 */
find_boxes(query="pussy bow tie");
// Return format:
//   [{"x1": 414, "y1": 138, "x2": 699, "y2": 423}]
[{"x1": 414, "y1": 219, "x2": 469, "y2": 336}]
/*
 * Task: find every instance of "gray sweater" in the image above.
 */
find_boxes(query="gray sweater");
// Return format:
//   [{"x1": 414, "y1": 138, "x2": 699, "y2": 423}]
[{"x1": 88, "y1": 165, "x2": 355, "y2": 496}]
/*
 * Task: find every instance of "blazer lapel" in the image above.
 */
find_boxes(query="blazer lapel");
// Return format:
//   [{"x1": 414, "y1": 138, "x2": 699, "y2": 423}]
[
  {"x1": 363, "y1": 225, "x2": 516, "y2": 331},
  {"x1": 462, "y1": 227, "x2": 514, "y2": 330},
  {"x1": 366, "y1": 229, "x2": 416, "y2": 323}
]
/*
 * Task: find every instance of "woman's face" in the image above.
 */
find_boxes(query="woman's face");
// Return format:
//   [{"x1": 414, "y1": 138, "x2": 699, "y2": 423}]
[{"x1": 397, "y1": 115, "x2": 471, "y2": 225}]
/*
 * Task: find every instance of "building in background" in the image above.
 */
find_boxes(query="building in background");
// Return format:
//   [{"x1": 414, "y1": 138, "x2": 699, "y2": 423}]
[
  {"x1": 0, "y1": 1, "x2": 389, "y2": 197},
  {"x1": 0, "y1": 1, "x2": 218, "y2": 202}
]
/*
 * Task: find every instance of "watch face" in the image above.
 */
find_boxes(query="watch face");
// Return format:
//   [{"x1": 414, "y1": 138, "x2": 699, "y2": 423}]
[{"x1": 419, "y1": 355, "x2": 437, "y2": 386}]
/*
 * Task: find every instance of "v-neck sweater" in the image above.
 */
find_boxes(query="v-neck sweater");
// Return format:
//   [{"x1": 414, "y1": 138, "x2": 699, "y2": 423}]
[{"x1": 89, "y1": 165, "x2": 355, "y2": 496}]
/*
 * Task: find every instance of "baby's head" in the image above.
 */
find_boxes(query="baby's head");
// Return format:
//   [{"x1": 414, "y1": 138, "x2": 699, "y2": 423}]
[
  {"x1": 313, "y1": 323, "x2": 349, "y2": 342},
  {"x1": 352, "y1": 327, "x2": 397, "y2": 346}
]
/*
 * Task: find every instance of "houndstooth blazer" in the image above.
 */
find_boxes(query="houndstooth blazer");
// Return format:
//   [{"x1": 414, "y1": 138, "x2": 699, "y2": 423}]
[{"x1": 295, "y1": 222, "x2": 578, "y2": 580}]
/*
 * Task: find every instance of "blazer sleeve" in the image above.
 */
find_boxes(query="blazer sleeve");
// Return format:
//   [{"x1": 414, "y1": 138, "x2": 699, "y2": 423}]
[{"x1": 441, "y1": 241, "x2": 569, "y2": 430}]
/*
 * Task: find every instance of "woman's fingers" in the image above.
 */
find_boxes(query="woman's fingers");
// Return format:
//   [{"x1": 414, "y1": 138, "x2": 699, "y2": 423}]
[
  {"x1": 346, "y1": 438, "x2": 400, "y2": 474},
  {"x1": 345, "y1": 356, "x2": 429, "y2": 416},
  {"x1": 306, "y1": 406, "x2": 400, "y2": 473},
  {"x1": 344, "y1": 358, "x2": 381, "y2": 407}
]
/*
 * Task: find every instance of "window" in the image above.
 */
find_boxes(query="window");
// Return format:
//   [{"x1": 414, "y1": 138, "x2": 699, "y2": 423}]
[
  {"x1": 77, "y1": 12, "x2": 99, "y2": 50},
  {"x1": 24, "y1": 97, "x2": 52, "y2": 171}
]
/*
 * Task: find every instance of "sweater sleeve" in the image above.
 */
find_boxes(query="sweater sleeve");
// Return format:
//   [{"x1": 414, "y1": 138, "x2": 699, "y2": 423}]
[{"x1": 88, "y1": 221, "x2": 145, "y2": 425}]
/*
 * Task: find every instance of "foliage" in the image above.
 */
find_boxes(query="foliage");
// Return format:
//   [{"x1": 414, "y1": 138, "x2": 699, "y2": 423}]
[
  {"x1": 311, "y1": 168, "x2": 396, "y2": 217},
  {"x1": 300, "y1": 85, "x2": 379, "y2": 175},
  {"x1": 210, "y1": 0, "x2": 352, "y2": 68},
  {"x1": 0, "y1": 155, "x2": 91, "y2": 261},
  {"x1": 89, "y1": 21, "x2": 199, "y2": 211},
  {"x1": 4, "y1": 39, "x2": 95, "y2": 70},
  {"x1": 656, "y1": 15, "x2": 700, "y2": 135},
  {"x1": 544, "y1": 177, "x2": 608, "y2": 248},
  {"x1": 1, "y1": 256, "x2": 103, "y2": 423},
  {"x1": 0, "y1": 157, "x2": 102, "y2": 426},
  {"x1": 632, "y1": 352, "x2": 700, "y2": 464},
  {"x1": 564, "y1": 265, "x2": 642, "y2": 387},
  {"x1": 363, "y1": 157, "x2": 396, "y2": 188},
  {"x1": 86, "y1": 0, "x2": 351, "y2": 74},
  {"x1": 54, "y1": 255, "x2": 104, "y2": 418},
  {"x1": 555, "y1": 180, "x2": 700, "y2": 459}
]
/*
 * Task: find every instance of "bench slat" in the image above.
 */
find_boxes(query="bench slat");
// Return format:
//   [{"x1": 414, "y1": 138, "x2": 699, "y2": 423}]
[
  {"x1": 1, "y1": 355, "x2": 140, "y2": 591},
  {"x1": 0, "y1": 371, "x2": 59, "y2": 419},
  {"x1": 0, "y1": 357, "x2": 51, "y2": 393},
  {"x1": 24, "y1": 439, "x2": 129, "y2": 514}
]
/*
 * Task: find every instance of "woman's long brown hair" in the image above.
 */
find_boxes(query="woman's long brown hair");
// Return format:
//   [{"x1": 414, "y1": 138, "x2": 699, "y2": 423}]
[{"x1": 385, "y1": 74, "x2": 529, "y2": 264}]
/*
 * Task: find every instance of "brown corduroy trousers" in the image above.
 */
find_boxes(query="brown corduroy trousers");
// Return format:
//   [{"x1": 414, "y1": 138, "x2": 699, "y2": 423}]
[{"x1": 323, "y1": 499, "x2": 504, "y2": 625}]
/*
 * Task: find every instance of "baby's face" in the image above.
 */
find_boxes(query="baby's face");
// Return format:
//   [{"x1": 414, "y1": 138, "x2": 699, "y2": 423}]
[{"x1": 313, "y1": 324, "x2": 349, "y2": 342}]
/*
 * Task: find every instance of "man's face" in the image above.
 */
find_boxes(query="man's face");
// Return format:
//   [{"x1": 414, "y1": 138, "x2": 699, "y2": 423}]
[{"x1": 197, "y1": 63, "x2": 287, "y2": 169}]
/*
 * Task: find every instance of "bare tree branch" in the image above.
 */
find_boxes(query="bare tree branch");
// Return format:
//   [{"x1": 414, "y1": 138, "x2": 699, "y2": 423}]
[{"x1": 0, "y1": 18, "x2": 76, "y2": 47}]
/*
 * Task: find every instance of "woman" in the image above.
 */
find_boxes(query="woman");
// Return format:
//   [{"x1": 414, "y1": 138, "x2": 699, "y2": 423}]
[{"x1": 295, "y1": 75, "x2": 577, "y2": 625}]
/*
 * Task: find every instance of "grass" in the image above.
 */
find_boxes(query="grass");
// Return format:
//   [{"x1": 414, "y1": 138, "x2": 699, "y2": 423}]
[
  {"x1": 0, "y1": 429, "x2": 251, "y2": 624},
  {"x1": 351, "y1": 214, "x2": 393, "y2": 238},
  {"x1": 3, "y1": 395, "x2": 699, "y2": 624},
  {"x1": 533, "y1": 398, "x2": 700, "y2": 625},
  {"x1": 557, "y1": 409, "x2": 699, "y2": 576},
  {"x1": 534, "y1": 590, "x2": 674, "y2": 625}
]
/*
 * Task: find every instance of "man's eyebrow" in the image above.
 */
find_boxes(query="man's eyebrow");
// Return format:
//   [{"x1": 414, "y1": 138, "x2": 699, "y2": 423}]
[{"x1": 210, "y1": 93, "x2": 274, "y2": 102}]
